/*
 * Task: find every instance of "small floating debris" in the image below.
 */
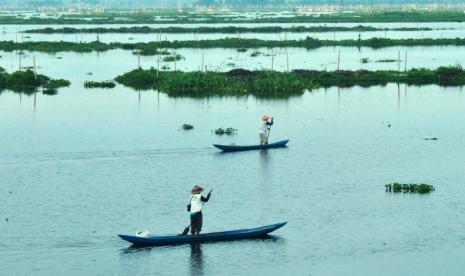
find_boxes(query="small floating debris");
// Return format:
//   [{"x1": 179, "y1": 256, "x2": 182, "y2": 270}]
[
  {"x1": 86, "y1": 72, "x2": 93, "y2": 75},
  {"x1": 377, "y1": 59, "x2": 396, "y2": 63},
  {"x1": 250, "y1": 51, "x2": 263, "y2": 57},
  {"x1": 385, "y1": 183, "x2": 435, "y2": 194},
  {"x1": 424, "y1": 137, "x2": 438, "y2": 141},
  {"x1": 237, "y1": 48, "x2": 247, "y2": 52},
  {"x1": 360, "y1": 57, "x2": 369, "y2": 63},
  {"x1": 215, "y1": 127, "x2": 237, "y2": 135},
  {"x1": 182, "y1": 123, "x2": 194, "y2": 130},
  {"x1": 5, "y1": 217, "x2": 8, "y2": 221}
]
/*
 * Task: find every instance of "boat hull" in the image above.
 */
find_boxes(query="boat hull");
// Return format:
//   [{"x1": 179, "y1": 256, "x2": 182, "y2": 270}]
[
  {"x1": 213, "y1": 140, "x2": 289, "y2": 152},
  {"x1": 119, "y1": 222, "x2": 287, "y2": 246}
]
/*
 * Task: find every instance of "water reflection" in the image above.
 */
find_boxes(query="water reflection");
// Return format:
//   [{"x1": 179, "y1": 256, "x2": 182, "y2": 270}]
[
  {"x1": 121, "y1": 244, "x2": 153, "y2": 254},
  {"x1": 190, "y1": 243, "x2": 204, "y2": 276}
]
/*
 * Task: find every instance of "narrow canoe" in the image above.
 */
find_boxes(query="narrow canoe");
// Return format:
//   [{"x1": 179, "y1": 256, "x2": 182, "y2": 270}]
[
  {"x1": 213, "y1": 139, "x2": 289, "y2": 152},
  {"x1": 119, "y1": 222, "x2": 287, "y2": 246}
]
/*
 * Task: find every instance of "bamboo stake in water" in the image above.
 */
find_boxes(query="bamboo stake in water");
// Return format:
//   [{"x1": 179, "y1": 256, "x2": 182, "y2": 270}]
[
  {"x1": 138, "y1": 51, "x2": 141, "y2": 68},
  {"x1": 157, "y1": 54, "x2": 160, "y2": 78},
  {"x1": 286, "y1": 48, "x2": 289, "y2": 72},
  {"x1": 397, "y1": 51, "x2": 401, "y2": 75},
  {"x1": 18, "y1": 52, "x2": 21, "y2": 71},
  {"x1": 174, "y1": 52, "x2": 177, "y2": 71},
  {"x1": 271, "y1": 49, "x2": 275, "y2": 71},
  {"x1": 404, "y1": 51, "x2": 407, "y2": 72},
  {"x1": 201, "y1": 52, "x2": 205, "y2": 72},
  {"x1": 33, "y1": 56, "x2": 37, "y2": 79},
  {"x1": 80, "y1": 32, "x2": 83, "y2": 43},
  {"x1": 337, "y1": 50, "x2": 340, "y2": 71}
]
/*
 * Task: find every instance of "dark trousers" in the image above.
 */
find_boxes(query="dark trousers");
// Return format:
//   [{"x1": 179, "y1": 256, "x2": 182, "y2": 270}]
[{"x1": 190, "y1": 212, "x2": 203, "y2": 234}]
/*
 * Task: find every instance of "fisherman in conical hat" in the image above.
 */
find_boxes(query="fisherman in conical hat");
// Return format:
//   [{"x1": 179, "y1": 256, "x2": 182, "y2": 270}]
[
  {"x1": 258, "y1": 114, "x2": 273, "y2": 145},
  {"x1": 188, "y1": 185, "x2": 212, "y2": 235}
]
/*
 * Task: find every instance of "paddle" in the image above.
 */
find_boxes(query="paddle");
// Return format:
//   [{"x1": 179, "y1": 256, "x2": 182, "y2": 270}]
[{"x1": 181, "y1": 189, "x2": 212, "y2": 235}]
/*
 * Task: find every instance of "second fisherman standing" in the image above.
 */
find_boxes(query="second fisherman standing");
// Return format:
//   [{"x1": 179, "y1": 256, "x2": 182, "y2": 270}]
[
  {"x1": 259, "y1": 114, "x2": 273, "y2": 145},
  {"x1": 187, "y1": 186, "x2": 212, "y2": 235}
]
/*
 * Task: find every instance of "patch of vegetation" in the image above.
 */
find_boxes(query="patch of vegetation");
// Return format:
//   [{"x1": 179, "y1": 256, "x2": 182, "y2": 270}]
[
  {"x1": 84, "y1": 80, "x2": 116, "y2": 89},
  {"x1": 162, "y1": 54, "x2": 184, "y2": 62},
  {"x1": 115, "y1": 68, "x2": 315, "y2": 97},
  {"x1": 250, "y1": 51, "x2": 263, "y2": 57},
  {"x1": 114, "y1": 66, "x2": 465, "y2": 97},
  {"x1": 360, "y1": 58, "x2": 369, "y2": 63},
  {"x1": 0, "y1": 67, "x2": 70, "y2": 94},
  {"x1": 385, "y1": 183, "x2": 435, "y2": 194},
  {"x1": 377, "y1": 59, "x2": 397, "y2": 63},
  {"x1": 4, "y1": 37, "x2": 465, "y2": 55},
  {"x1": 214, "y1": 127, "x2": 237, "y2": 135},
  {"x1": 182, "y1": 123, "x2": 194, "y2": 130}
]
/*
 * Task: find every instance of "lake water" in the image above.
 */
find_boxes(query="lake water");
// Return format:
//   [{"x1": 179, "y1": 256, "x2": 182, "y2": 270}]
[
  {"x1": 1, "y1": 81, "x2": 465, "y2": 275},
  {"x1": 1, "y1": 22, "x2": 464, "y2": 44},
  {"x1": 2, "y1": 21, "x2": 465, "y2": 275},
  {"x1": 1, "y1": 45, "x2": 464, "y2": 75}
]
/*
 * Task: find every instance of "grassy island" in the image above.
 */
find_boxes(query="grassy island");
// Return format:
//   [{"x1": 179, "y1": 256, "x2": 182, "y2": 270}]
[
  {"x1": 2, "y1": 37, "x2": 465, "y2": 55},
  {"x1": 114, "y1": 66, "x2": 465, "y2": 97},
  {"x1": 0, "y1": 67, "x2": 70, "y2": 94}
]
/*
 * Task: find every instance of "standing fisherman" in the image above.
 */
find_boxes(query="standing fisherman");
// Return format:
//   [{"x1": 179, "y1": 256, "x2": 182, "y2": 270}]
[
  {"x1": 259, "y1": 114, "x2": 273, "y2": 145},
  {"x1": 187, "y1": 186, "x2": 212, "y2": 235}
]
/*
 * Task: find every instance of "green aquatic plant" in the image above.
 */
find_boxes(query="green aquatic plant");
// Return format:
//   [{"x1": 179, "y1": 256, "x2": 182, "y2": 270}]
[
  {"x1": 377, "y1": 59, "x2": 397, "y2": 63},
  {"x1": 115, "y1": 69, "x2": 315, "y2": 97},
  {"x1": 360, "y1": 58, "x2": 369, "y2": 63},
  {"x1": 0, "y1": 68, "x2": 70, "y2": 94},
  {"x1": 114, "y1": 66, "x2": 465, "y2": 97},
  {"x1": 182, "y1": 124, "x2": 194, "y2": 130},
  {"x1": 250, "y1": 51, "x2": 263, "y2": 57},
  {"x1": 162, "y1": 54, "x2": 184, "y2": 62},
  {"x1": 385, "y1": 183, "x2": 435, "y2": 194},
  {"x1": 214, "y1": 127, "x2": 237, "y2": 135},
  {"x1": 4, "y1": 37, "x2": 465, "y2": 55},
  {"x1": 84, "y1": 80, "x2": 116, "y2": 89}
]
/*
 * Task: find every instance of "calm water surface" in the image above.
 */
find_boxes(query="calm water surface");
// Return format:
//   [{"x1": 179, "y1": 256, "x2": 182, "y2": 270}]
[
  {"x1": 1, "y1": 22, "x2": 464, "y2": 43},
  {"x1": 1, "y1": 81, "x2": 465, "y2": 275},
  {"x1": 1, "y1": 45, "x2": 464, "y2": 75}
]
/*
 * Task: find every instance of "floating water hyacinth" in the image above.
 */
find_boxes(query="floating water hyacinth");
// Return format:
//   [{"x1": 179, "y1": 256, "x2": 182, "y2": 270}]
[
  {"x1": 385, "y1": 183, "x2": 435, "y2": 194},
  {"x1": 182, "y1": 124, "x2": 194, "y2": 130},
  {"x1": 84, "y1": 80, "x2": 116, "y2": 89},
  {"x1": 214, "y1": 128, "x2": 237, "y2": 135}
]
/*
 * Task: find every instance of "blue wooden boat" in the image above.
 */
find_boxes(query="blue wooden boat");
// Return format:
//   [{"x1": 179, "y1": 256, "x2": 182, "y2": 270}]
[
  {"x1": 119, "y1": 222, "x2": 287, "y2": 246},
  {"x1": 213, "y1": 139, "x2": 289, "y2": 152}
]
